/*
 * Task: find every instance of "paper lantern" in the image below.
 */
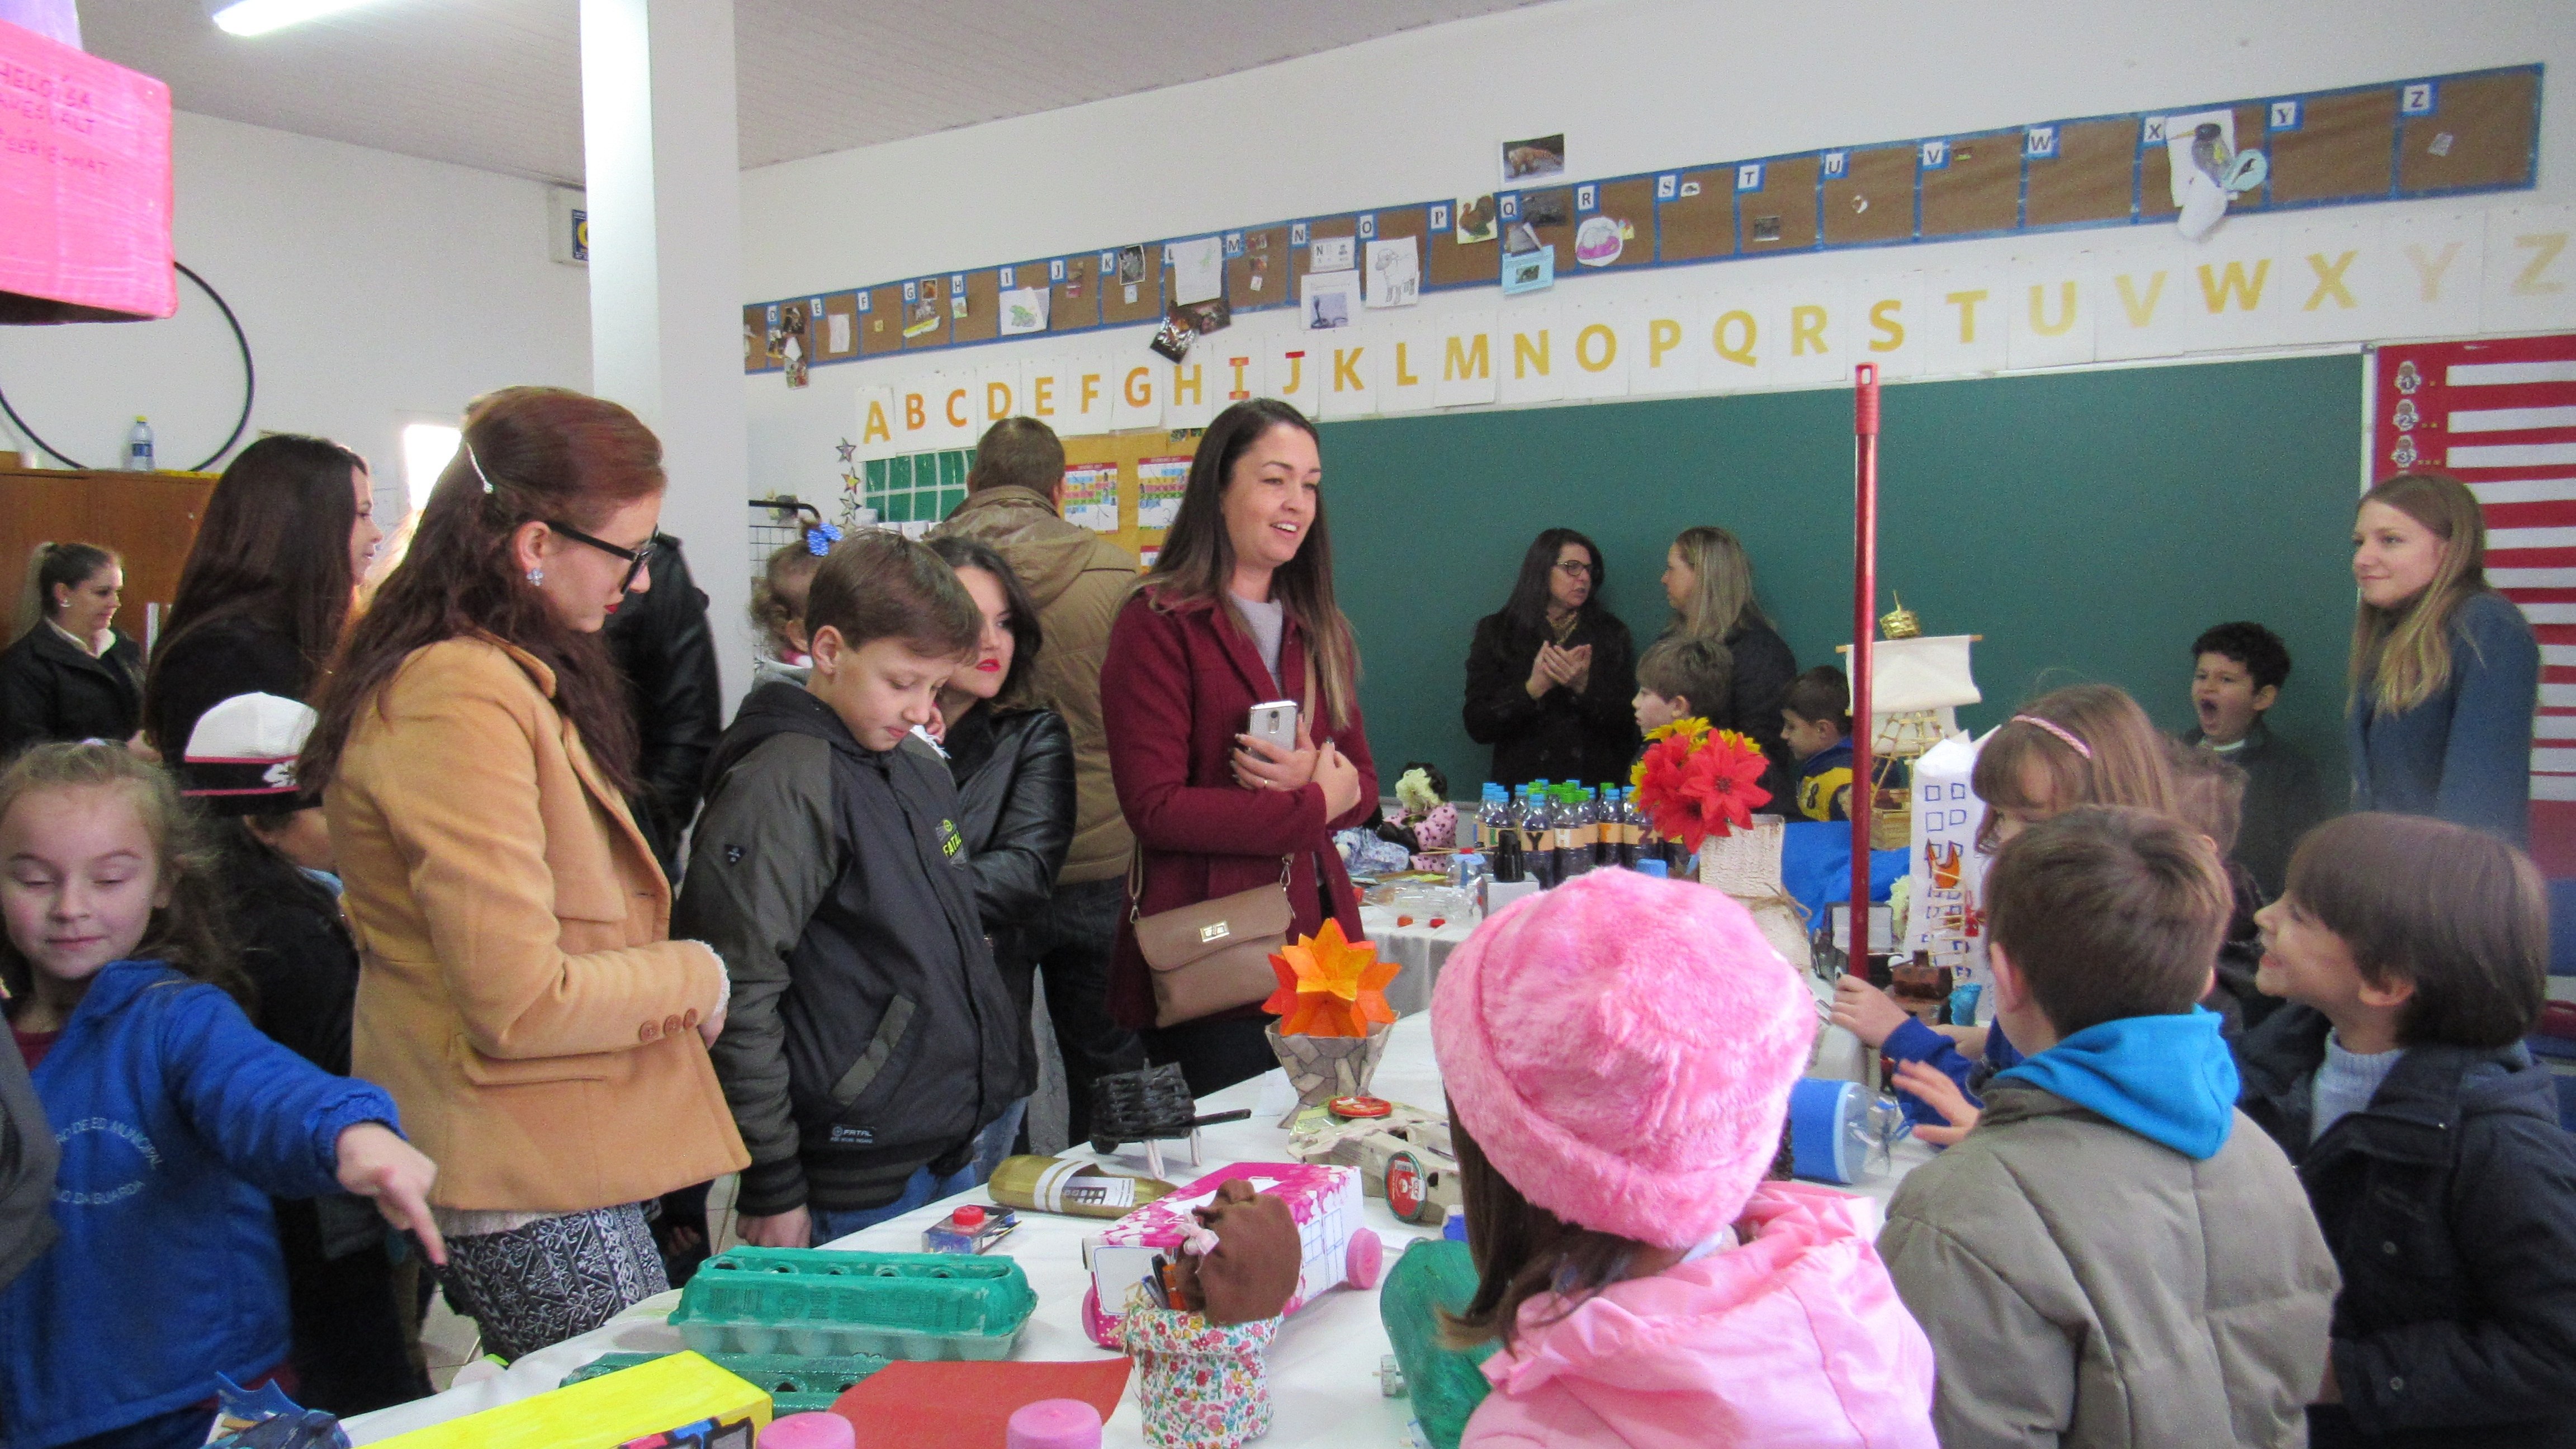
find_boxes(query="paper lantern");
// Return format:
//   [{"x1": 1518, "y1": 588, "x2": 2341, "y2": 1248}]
[{"x1": 0, "y1": 20, "x2": 174, "y2": 323}]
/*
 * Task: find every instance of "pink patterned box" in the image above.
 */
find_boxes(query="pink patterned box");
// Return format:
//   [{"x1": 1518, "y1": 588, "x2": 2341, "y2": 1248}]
[{"x1": 1082, "y1": 1162, "x2": 1381, "y2": 1347}]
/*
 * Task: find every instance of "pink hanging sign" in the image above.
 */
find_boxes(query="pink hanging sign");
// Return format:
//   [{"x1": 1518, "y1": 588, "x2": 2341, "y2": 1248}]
[{"x1": 0, "y1": 18, "x2": 173, "y2": 323}]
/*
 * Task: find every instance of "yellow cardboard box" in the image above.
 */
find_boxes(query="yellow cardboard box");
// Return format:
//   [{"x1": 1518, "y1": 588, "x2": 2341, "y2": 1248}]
[{"x1": 371, "y1": 1351, "x2": 770, "y2": 1449}]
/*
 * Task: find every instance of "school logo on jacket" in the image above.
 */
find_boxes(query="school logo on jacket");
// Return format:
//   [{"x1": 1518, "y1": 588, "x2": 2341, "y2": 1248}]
[
  {"x1": 54, "y1": 1117, "x2": 159, "y2": 1206},
  {"x1": 938, "y1": 818, "x2": 964, "y2": 862}
]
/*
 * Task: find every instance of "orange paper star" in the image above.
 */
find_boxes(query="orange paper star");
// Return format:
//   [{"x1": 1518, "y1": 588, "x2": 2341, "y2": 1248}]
[{"x1": 1263, "y1": 918, "x2": 1398, "y2": 1038}]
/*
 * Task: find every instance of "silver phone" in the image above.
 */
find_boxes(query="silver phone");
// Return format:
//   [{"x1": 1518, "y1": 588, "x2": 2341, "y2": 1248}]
[{"x1": 1246, "y1": 699, "x2": 1300, "y2": 751}]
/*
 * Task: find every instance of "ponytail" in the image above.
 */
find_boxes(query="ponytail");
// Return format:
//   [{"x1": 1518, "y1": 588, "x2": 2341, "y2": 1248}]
[{"x1": 15, "y1": 542, "x2": 115, "y2": 643}]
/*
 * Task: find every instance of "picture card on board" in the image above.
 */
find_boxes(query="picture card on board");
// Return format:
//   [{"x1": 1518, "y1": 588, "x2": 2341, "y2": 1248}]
[
  {"x1": 999, "y1": 286, "x2": 1050, "y2": 335},
  {"x1": 1501, "y1": 245, "x2": 1555, "y2": 295},
  {"x1": 1309, "y1": 235, "x2": 1356, "y2": 272},
  {"x1": 1503, "y1": 132, "x2": 1566, "y2": 184},
  {"x1": 1303, "y1": 269, "x2": 1360, "y2": 329},
  {"x1": 1456, "y1": 195, "x2": 1499, "y2": 244},
  {"x1": 1363, "y1": 238, "x2": 1420, "y2": 309}
]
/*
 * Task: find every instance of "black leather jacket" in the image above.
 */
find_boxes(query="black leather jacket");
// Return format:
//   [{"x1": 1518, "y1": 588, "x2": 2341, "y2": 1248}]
[
  {"x1": 946, "y1": 704, "x2": 1074, "y2": 1098},
  {"x1": 604, "y1": 536, "x2": 723, "y2": 880},
  {"x1": 0, "y1": 623, "x2": 141, "y2": 756}
]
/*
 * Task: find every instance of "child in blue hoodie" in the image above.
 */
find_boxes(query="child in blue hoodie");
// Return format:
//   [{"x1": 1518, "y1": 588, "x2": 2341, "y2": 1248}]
[
  {"x1": 0, "y1": 743, "x2": 442, "y2": 1449},
  {"x1": 1878, "y1": 806, "x2": 2338, "y2": 1448}
]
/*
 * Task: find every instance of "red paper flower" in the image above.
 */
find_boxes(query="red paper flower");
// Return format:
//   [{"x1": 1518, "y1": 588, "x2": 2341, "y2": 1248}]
[
  {"x1": 1263, "y1": 919, "x2": 1397, "y2": 1038},
  {"x1": 1632, "y1": 724, "x2": 1773, "y2": 853}
]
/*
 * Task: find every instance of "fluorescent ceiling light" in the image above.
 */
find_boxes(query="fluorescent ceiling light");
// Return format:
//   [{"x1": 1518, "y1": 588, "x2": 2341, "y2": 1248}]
[{"x1": 206, "y1": 0, "x2": 387, "y2": 37}]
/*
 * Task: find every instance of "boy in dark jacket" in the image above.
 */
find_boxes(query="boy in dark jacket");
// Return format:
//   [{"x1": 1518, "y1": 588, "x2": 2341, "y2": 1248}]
[
  {"x1": 2238, "y1": 812, "x2": 2576, "y2": 1448},
  {"x1": 182, "y1": 693, "x2": 429, "y2": 1415},
  {"x1": 677, "y1": 533, "x2": 1021, "y2": 1248},
  {"x1": 2186, "y1": 621, "x2": 2328, "y2": 897}
]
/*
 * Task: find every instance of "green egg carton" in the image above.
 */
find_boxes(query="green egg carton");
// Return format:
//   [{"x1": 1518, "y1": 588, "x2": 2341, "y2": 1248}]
[
  {"x1": 562, "y1": 1350, "x2": 889, "y2": 1413},
  {"x1": 669, "y1": 1247, "x2": 1037, "y2": 1361}
]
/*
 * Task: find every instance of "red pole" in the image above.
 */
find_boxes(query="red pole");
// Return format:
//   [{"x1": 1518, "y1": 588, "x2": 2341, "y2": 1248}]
[{"x1": 1850, "y1": 363, "x2": 1880, "y2": 974}]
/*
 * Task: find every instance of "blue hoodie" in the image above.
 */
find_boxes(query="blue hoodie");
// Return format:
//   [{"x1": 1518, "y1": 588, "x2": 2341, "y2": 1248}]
[
  {"x1": 1, "y1": 960, "x2": 401, "y2": 1448},
  {"x1": 1992, "y1": 1008, "x2": 2239, "y2": 1161}
]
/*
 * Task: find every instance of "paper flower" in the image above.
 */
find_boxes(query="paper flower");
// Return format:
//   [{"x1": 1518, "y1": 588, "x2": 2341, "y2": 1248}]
[
  {"x1": 1631, "y1": 723, "x2": 1773, "y2": 853},
  {"x1": 1263, "y1": 919, "x2": 1397, "y2": 1038}
]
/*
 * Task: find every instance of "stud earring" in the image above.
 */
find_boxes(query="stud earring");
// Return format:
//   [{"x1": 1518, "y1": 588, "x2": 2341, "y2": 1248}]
[{"x1": 527, "y1": 567, "x2": 544, "y2": 585}]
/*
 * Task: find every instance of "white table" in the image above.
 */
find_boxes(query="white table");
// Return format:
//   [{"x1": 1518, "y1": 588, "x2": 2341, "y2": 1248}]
[
  {"x1": 348, "y1": 1013, "x2": 1927, "y2": 1446},
  {"x1": 1358, "y1": 905, "x2": 1476, "y2": 1018}
]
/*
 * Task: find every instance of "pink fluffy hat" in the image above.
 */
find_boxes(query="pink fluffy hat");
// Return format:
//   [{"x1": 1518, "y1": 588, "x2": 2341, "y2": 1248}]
[{"x1": 1431, "y1": 868, "x2": 1816, "y2": 1248}]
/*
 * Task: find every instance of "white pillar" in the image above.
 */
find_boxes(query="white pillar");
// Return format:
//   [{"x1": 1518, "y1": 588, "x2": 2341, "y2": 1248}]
[{"x1": 580, "y1": 0, "x2": 750, "y2": 704}]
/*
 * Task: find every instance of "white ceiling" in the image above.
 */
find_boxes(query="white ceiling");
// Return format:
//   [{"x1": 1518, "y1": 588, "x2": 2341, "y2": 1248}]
[{"x1": 80, "y1": 0, "x2": 1557, "y2": 185}]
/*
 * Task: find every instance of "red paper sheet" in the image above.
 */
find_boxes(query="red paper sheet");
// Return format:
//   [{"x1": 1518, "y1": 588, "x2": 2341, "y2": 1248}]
[{"x1": 831, "y1": 1359, "x2": 1131, "y2": 1447}]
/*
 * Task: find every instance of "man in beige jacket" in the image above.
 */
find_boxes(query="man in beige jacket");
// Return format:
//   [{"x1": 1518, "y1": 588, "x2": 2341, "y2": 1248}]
[
  {"x1": 933, "y1": 418, "x2": 1144, "y2": 1145},
  {"x1": 1878, "y1": 807, "x2": 2338, "y2": 1449}
]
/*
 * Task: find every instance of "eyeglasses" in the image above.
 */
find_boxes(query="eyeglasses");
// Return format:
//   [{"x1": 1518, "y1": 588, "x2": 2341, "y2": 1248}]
[
  {"x1": 1554, "y1": 560, "x2": 1594, "y2": 577},
  {"x1": 545, "y1": 520, "x2": 656, "y2": 593}
]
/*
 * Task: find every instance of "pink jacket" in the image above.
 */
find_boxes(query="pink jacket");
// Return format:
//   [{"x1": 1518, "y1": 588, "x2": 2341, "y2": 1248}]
[{"x1": 1464, "y1": 1183, "x2": 1938, "y2": 1449}]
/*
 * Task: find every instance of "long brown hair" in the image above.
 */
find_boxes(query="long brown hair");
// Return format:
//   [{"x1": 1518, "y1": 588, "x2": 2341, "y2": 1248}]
[
  {"x1": 2350, "y1": 472, "x2": 2491, "y2": 716},
  {"x1": 1445, "y1": 1116, "x2": 1652, "y2": 1351},
  {"x1": 1667, "y1": 525, "x2": 1768, "y2": 642},
  {"x1": 144, "y1": 434, "x2": 368, "y2": 749},
  {"x1": 1144, "y1": 399, "x2": 1358, "y2": 728},
  {"x1": 1971, "y1": 683, "x2": 2177, "y2": 850},
  {"x1": 301, "y1": 387, "x2": 663, "y2": 793},
  {"x1": 0, "y1": 742, "x2": 246, "y2": 1011}
]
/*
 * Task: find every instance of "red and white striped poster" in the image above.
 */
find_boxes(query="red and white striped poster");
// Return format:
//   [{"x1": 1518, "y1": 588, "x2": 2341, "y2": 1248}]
[{"x1": 2372, "y1": 333, "x2": 2576, "y2": 875}]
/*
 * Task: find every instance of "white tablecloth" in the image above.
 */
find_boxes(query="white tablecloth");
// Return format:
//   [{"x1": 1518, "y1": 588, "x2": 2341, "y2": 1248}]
[
  {"x1": 347, "y1": 1012, "x2": 1929, "y2": 1446},
  {"x1": 1360, "y1": 905, "x2": 1477, "y2": 1018}
]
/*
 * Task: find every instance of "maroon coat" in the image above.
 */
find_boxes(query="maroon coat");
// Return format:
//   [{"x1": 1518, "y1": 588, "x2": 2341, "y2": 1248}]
[{"x1": 1100, "y1": 586, "x2": 1379, "y2": 1030}]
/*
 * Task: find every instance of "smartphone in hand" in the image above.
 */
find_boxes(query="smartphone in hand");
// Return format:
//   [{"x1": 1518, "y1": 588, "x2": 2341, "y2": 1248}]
[{"x1": 1246, "y1": 700, "x2": 1299, "y2": 752}]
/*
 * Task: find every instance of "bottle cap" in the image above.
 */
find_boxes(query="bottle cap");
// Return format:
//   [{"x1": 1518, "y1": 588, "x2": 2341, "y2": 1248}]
[
  {"x1": 1328, "y1": 1095, "x2": 1392, "y2": 1119},
  {"x1": 1006, "y1": 1398, "x2": 1104, "y2": 1449},
  {"x1": 1633, "y1": 858, "x2": 1670, "y2": 879},
  {"x1": 953, "y1": 1205, "x2": 986, "y2": 1228},
  {"x1": 759, "y1": 1412, "x2": 857, "y2": 1449}
]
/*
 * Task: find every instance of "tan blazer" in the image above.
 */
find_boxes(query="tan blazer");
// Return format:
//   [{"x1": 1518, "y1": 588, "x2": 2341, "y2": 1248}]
[{"x1": 332, "y1": 636, "x2": 749, "y2": 1213}]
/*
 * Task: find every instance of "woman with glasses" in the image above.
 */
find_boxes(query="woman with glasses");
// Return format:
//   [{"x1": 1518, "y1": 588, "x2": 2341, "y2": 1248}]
[
  {"x1": 1463, "y1": 528, "x2": 1639, "y2": 792},
  {"x1": 299, "y1": 387, "x2": 748, "y2": 1358}
]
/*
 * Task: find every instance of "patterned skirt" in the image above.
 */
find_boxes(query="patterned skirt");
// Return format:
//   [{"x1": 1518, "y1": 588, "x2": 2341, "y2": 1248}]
[{"x1": 432, "y1": 1202, "x2": 670, "y2": 1361}]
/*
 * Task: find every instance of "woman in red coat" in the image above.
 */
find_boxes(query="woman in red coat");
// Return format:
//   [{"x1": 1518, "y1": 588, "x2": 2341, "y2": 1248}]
[{"x1": 1101, "y1": 398, "x2": 1378, "y2": 1094}]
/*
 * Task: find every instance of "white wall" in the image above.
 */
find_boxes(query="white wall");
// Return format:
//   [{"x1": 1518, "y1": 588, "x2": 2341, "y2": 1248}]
[
  {"x1": 0, "y1": 110, "x2": 589, "y2": 514},
  {"x1": 736, "y1": 0, "x2": 2576, "y2": 494}
]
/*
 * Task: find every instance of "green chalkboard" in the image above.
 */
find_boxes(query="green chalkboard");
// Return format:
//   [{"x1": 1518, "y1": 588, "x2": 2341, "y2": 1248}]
[{"x1": 1321, "y1": 353, "x2": 2364, "y2": 805}]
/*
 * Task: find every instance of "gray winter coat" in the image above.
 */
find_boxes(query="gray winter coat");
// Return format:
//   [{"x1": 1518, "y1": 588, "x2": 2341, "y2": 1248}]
[{"x1": 1878, "y1": 1083, "x2": 2340, "y2": 1448}]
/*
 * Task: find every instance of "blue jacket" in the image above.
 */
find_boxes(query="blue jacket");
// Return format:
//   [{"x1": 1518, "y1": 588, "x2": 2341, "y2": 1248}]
[
  {"x1": 2350, "y1": 591, "x2": 2539, "y2": 844},
  {"x1": 1993, "y1": 1009, "x2": 2241, "y2": 1160},
  {"x1": 2238, "y1": 1005, "x2": 2576, "y2": 1448},
  {"x1": 1, "y1": 960, "x2": 400, "y2": 1449},
  {"x1": 1883, "y1": 1016, "x2": 2023, "y2": 1129}
]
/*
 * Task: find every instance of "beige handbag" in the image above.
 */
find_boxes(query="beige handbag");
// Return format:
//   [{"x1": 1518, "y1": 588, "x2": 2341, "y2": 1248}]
[
  {"x1": 1132, "y1": 853, "x2": 1296, "y2": 1028},
  {"x1": 1130, "y1": 652, "x2": 1320, "y2": 1028}
]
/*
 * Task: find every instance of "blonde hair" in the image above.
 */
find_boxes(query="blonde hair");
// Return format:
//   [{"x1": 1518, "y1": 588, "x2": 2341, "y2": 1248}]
[
  {"x1": 1971, "y1": 684, "x2": 2179, "y2": 850},
  {"x1": 1668, "y1": 526, "x2": 1766, "y2": 642},
  {"x1": 0, "y1": 743, "x2": 245, "y2": 1008},
  {"x1": 750, "y1": 540, "x2": 825, "y2": 656},
  {"x1": 2350, "y1": 473, "x2": 2490, "y2": 716}
]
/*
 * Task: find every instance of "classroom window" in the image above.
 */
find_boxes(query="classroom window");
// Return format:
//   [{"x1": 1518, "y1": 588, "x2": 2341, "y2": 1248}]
[{"x1": 400, "y1": 422, "x2": 463, "y2": 513}]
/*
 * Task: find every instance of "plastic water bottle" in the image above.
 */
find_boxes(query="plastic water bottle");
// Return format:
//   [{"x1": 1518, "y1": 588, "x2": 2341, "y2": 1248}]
[
  {"x1": 1495, "y1": 787, "x2": 1527, "y2": 886},
  {"x1": 1563, "y1": 789, "x2": 1595, "y2": 879},
  {"x1": 1477, "y1": 784, "x2": 1506, "y2": 853},
  {"x1": 124, "y1": 416, "x2": 154, "y2": 471}
]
